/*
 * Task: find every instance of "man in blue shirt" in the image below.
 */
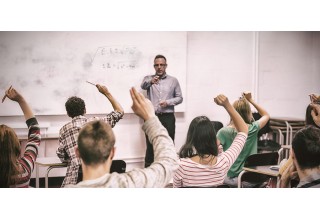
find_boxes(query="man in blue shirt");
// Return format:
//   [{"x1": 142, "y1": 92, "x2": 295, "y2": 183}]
[{"x1": 141, "y1": 54, "x2": 183, "y2": 167}]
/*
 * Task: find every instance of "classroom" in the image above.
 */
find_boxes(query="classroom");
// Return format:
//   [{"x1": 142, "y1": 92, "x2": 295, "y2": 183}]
[{"x1": 1, "y1": 31, "x2": 319, "y2": 188}]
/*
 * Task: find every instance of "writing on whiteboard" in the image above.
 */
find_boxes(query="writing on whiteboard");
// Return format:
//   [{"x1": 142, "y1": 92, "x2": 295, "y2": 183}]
[{"x1": 91, "y1": 46, "x2": 142, "y2": 70}]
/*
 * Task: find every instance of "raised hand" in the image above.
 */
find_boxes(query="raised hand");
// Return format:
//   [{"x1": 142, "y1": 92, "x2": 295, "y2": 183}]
[
  {"x1": 242, "y1": 91, "x2": 253, "y2": 101},
  {"x1": 213, "y1": 94, "x2": 230, "y2": 107},
  {"x1": 309, "y1": 94, "x2": 320, "y2": 103},
  {"x1": 130, "y1": 87, "x2": 155, "y2": 121},
  {"x1": 96, "y1": 84, "x2": 110, "y2": 95},
  {"x1": 5, "y1": 86, "x2": 24, "y2": 103}
]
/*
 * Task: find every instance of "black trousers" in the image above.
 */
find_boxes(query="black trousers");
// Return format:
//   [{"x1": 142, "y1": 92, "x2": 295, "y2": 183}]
[{"x1": 144, "y1": 113, "x2": 175, "y2": 168}]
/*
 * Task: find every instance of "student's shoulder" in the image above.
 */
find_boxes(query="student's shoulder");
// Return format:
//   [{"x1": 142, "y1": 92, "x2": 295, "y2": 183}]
[{"x1": 249, "y1": 121, "x2": 260, "y2": 132}]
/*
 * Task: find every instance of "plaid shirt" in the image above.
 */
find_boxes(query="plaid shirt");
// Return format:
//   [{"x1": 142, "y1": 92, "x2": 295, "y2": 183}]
[{"x1": 57, "y1": 111, "x2": 123, "y2": 187}]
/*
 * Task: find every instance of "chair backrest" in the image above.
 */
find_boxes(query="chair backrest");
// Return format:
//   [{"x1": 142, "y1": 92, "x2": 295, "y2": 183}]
[
  {"x1": 244, "y1": 152, "x2": 279, "y2": 167},
  {"x1": 211, "y1": 121, "x2": 223, "y2": 133},
  {"x1": 258, "y1": 139, "x2": 281, "y2": 152},
  {"x1": 110, "y1": 160, "x2": 126, "y2": 173}
]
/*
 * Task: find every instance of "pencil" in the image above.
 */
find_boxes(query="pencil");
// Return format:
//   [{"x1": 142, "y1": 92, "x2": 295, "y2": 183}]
[
  {"x1": 2, "y1": 85, "x2": 12, "y2": 103},
  {"x1": 86, "y1": 81, "x2": 96, "y2": 86}
]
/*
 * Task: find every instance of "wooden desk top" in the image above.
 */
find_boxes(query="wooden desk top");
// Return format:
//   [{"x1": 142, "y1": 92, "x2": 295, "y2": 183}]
[
  {"x1": 36, "y1": 157, "x2": 67, "y2": 167},
  {"x1": 243, "y1": 165, "x2": 279, "y2": 177}
]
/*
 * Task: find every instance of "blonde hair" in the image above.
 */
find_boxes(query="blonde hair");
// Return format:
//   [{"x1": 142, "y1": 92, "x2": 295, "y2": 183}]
[
  {"x1": 0, "y1": 125, "x2": 21, "y2": 187},
  {"x1": 232, "y1": 98, "x2": 253, "y2": 124}
]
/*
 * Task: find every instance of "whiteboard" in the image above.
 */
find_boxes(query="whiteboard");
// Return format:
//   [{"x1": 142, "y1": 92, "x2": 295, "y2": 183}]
[{"x1": 0, "y1": 32, "x2": 187, "y2": 116}]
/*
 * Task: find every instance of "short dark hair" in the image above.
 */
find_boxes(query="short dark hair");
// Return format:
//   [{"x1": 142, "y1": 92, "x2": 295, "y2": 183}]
[
  {"x1": 292, "y1": 126, "x2": 320, "y2": 169},
  {"x1": 65, "y1": 96, "x2": 86, "y2": 118},
  {"x1": 179, "y1": 116, "x2": 218, "y2": 158},
  {"x1": 154, "y1": 54, "x2": 166, "y2": 62},
  {"x1": 77, "y1": 120, "x2": 115, "y2": 165}
]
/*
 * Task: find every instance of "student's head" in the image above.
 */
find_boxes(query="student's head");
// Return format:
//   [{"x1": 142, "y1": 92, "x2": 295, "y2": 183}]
[
  {"x1": 232, "y1": 97, "x2": 252, "y2": 124},
  {"x1": 154, "y1": 54, "x2": 167, "y2": 77},
  {"x1": 0, "y1": 125, "x2": 21, "y2": 187},
  {"x1": 65, "y1": 96, "x2": 86, "y2": 118},
  {"x1": 77, "y1": 120, "x2": 115, "y2": 166},
  {"x1": 292, "y1": 126, "x2": 320, "y2": 170},
  {"x1": 179, "y1": 116, "x2": 218, "y2": 158},
  {"x1": 305, "y1": 104, "x2": 320, "y2": 128}
]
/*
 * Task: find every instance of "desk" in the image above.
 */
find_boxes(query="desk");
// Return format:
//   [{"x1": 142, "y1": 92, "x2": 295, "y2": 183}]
[
  {"x1": 35, "y1": 157, "x2": 67, "y2": 188},
  {"x1": 239, "y1": 165, "x2": 280, "y2": 188},
  {"x1": 243, "y1": 166, "x2": 279, "y2": 177}
]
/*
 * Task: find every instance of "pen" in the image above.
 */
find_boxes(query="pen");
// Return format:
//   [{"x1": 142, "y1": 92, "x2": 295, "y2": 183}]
[
  {"x1": 2, "y1": 85, "x2": 12, "y2": 103},
  {"x1": 86, "y1": 81, "x2": 96, "y2": 86}
]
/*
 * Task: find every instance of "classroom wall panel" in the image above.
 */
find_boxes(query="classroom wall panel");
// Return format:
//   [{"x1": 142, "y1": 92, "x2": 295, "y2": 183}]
[{"x1": 258, "y1": 32, "x2": 317, "y2": 118}]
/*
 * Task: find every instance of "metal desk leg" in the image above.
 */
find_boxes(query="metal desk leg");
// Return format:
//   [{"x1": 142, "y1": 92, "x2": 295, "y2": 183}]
[
  {"x1": 46, "y1": 165, "x2": 62, "y2": 188},
  {"x1": 238, "y1": 170, "x2": 246, "y2": 188},
  {"x1": 45, "y1": 166, "x2": 55, "y2": 188},
  {"x1": 285, "y1": 121, "x2": 290, "y2": 145},
  {"x1": 36, "y1": 164, "x2": 39, "y2": 188}
]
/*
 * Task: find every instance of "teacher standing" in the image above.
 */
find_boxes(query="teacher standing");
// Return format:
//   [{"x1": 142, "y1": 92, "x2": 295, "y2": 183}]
[{"x1": 141, "y1": 54, "x2": 183, "y2": 167}]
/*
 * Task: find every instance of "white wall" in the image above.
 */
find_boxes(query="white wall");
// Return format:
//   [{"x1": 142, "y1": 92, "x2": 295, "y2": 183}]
[{"x1": 1, "y1": 31, "x2": 319, "y2": 178}]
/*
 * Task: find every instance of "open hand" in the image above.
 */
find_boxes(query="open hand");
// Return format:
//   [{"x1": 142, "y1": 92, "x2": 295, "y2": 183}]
[{"x1": 130, "y1": 87, "x2": 155, "y2": 121}]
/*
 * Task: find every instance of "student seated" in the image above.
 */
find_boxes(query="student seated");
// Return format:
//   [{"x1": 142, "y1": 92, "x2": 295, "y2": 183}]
[
  {"x1": 280, "y1": 102, "x2": 320, "y2": 187},
  {"x1": 56, "y1": 84, "x2": 124, "y2": 187},
  {"x1": 216, "y1": 92, "x2": 269, "y2": 187},
  {"x1": 173, "y1": 94, "x2": 248, "y2": 188},
  {"x1": 0, "y1": 87, "x2": 41, "y2": 187},
  {"x1": 280, "y1": 124, "x2": 320, "y2": 188},
  {"x1": 65, "y1": 87, "x2": 178, "y2": 187}
]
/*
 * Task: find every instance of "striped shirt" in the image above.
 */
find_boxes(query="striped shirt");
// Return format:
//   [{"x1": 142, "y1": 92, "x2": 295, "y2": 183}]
[
  {"x1": 173, "y1": 132, "x2": 247, "y2": 188},
  {"x1": 57, "y1": 111, "x2": 123, "y2": 187},
  {"x1": 10, "y1": 117, "x2": 41, "y2": 188}
]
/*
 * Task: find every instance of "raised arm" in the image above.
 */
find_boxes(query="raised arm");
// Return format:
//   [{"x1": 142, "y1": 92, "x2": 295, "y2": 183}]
[
  {"x1": 5, "y1": 87, "x2": 34, "y2": 120},
  {"x1": 310, "y1": 103, "x2": 320, "y2": 127},
  {"x1": 214, "y1": 94, "x2": 248, "y2": 135},
  {"x1": 127, "y1": 87, "x2": 178, "y2": 187},
  {"x1": 96, "y1": 84, "x2": 124, "y2": 114},
  {"x1": 243, "y1": 91, "x2": 270, "y2": 129}
]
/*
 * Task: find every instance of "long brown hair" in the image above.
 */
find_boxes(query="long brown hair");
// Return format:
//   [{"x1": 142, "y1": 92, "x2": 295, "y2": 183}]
[{"x1": 0, "y1": 125, "x2": 21, "y2": 187}]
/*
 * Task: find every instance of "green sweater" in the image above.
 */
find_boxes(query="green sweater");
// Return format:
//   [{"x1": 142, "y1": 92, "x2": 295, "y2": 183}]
[{"x1": 217, "y1": 121, "x2": 260, "y2": 178}]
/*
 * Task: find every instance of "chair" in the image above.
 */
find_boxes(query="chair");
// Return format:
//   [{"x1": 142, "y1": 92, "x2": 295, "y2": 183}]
[
  {"x1": 110, "y1": 160, "x2": 126, "y2": 173},
  {"x1": 277, "y1": 145, "x2": 292, "y2": 164},
  {"x1": 211, "y1": 121, "x2": 223, "y2": 133},
  {"x1": 258, "y1": 139, "x2": 281, "y2": 153},
  {"x1": 238, "y1": 152, "x2": 279, "y2": 188}
]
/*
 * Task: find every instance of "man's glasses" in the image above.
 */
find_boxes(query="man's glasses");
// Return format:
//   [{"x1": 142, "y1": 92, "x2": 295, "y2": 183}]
[{"x1": 154, "y1": 64, "x2": 167, "y2": 67}]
